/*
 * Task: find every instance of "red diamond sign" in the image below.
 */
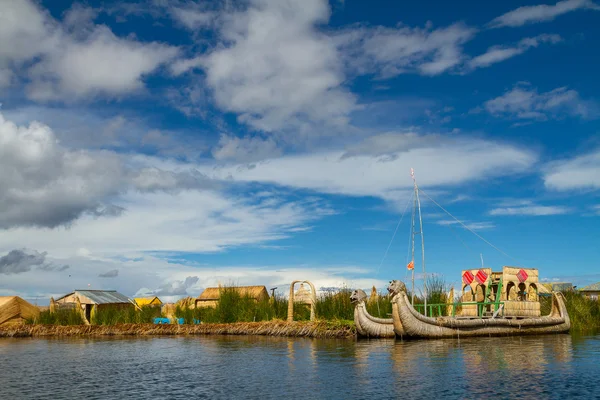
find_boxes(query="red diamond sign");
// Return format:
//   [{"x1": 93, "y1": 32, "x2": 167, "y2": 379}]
[
  {"x1": 516, "y1": 269, "x2": 528, "y2": 282},
  {"x1": 475, "y1": 269, "x2": 488, "y2": 284},
  {"x1": 463, "y1": 271, "x2": 474, "y2": 285}
]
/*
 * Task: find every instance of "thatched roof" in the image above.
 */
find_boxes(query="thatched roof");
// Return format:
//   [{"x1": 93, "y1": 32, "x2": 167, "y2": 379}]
[
  {"x1": 0, "y1": 296, "x2": 40, "y2": 326},
  {"x1": 579, "y1": 282, "x2": 600, "y2": 292},
  {"x1": 134, "y1": 297, "x2": 162, "y2": 307},
  {"x1": 197, "y1": 286, "x2": 269, "y2": 301}
]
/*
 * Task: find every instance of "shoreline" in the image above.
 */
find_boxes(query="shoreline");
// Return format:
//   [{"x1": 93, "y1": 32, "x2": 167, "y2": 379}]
[{"x1": 0, "y1": 320, "x2": 356, "y2": 339}]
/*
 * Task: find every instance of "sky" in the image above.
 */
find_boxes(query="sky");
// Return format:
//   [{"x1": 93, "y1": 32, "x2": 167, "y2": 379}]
[{"x1": 0, "y1": 0, "x2": 599, "y2": 304}]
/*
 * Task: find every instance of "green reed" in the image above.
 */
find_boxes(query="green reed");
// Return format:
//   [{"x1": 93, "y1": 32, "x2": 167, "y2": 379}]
[
  {"x1": 92, "y1": 305, "x2": 160, "y2": 325},
  {"x1": 30, "y1": 308, "x2": 84, "y2": 325}
]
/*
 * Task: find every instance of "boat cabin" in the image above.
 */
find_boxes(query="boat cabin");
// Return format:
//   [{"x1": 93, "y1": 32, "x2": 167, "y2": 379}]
[{"x1": 458, "y1": 266, "x2": 540, "y2": 317}]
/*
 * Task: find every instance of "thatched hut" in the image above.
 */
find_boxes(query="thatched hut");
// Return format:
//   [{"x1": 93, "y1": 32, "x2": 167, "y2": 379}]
[
  {"x1": 0, "y1": 296, "x2": 40, "y2": 326},
  {"x1": 195, "y1": 286, "x2": 269, "y2": 308},
  {"x1": 542, "y1": 282, "x2": 573, "y2": 292},
  {"x1": 579, "y1": 282, "x2": 600, "y2": 300},
  {"x1": 54, "y1": 290, "x2": 134, "y2": 323}
]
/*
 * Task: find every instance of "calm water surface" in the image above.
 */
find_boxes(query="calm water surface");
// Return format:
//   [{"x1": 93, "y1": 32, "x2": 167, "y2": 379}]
[{"x1": 1, "y1": 334, "x2": 599, "y2": 399}]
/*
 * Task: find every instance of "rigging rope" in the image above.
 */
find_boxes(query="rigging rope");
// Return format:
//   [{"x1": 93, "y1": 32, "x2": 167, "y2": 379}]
[
  {"x1": 375, "y1": 192, "x2": 413, "y2": 277},
  {"x1": 418, "y1": 188, "x2": 525, "y2": 266}
]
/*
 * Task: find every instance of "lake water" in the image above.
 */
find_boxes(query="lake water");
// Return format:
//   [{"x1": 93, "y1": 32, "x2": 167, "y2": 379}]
[{"x1": 1, "y1": 334, "x2": 599, "y2": 399}]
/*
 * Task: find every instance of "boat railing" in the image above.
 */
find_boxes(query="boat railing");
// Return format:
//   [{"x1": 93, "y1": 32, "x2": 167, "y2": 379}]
[{"x1": 412, "y1": 301, "x2": 505, "y2": 318}]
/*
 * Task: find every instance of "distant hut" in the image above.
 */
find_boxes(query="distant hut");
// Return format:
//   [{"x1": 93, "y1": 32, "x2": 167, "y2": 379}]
[
  {"x1": 0, "y1": 296, "x2": 40, "y2": 326},
  {"x1": 54, "y1": 290, "x2": 134, "y2": 323},
  {"x1": 579, "y1": 282, "x2": 600, "y2": 300},
  {"x1": 195, "y1": 286, "x2": 269, "y2": 308},
  {"x1": 134, "y1": 296, "x2": 163, "y2": 307}
]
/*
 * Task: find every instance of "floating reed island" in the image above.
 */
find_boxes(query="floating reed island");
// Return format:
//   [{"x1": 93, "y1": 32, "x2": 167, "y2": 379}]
[{"x1": 0, "y1": 320, "x2": 355, "y2": 339}]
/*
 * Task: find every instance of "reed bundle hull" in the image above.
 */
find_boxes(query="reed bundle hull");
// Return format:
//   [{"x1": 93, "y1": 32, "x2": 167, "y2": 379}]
[
  {"x1": 353, "y1": 303, "x2": 396, "y2": 338},
  {"x1": 393, "y1": 291, "x2": 570, "y2": 339}
]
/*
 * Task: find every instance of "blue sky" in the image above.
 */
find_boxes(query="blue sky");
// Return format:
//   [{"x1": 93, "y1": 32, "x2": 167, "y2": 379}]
[{"x1": 0, "y1": 0, "x2": 599, "y2": 302}]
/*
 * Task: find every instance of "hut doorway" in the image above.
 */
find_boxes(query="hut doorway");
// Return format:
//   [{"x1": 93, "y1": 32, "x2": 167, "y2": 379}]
[{"x1": 85, "y1": 304, "x2": 92, "y2": 323}]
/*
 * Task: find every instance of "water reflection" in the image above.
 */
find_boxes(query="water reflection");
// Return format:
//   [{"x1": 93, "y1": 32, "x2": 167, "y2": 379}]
[{"x1": 0, "y1": 334, "x2": 597, "y2": 399}]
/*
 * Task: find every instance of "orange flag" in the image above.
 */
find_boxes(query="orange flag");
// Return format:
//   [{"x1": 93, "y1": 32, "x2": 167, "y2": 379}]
[{"x1": 407, "y1": 260, "x2": 414, "y2": 270}]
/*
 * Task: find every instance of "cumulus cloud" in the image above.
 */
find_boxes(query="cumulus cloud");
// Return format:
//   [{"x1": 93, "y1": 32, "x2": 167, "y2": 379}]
[
  {"x1": 468, "y1": 34, "x2": 561, "y2": 69},
  {"x1": 483, "y1": 83, "x2": 599, "y2": 121},
  {"x1": 544, "y1": 149, "x2": 600, "y2": 191},
  {"x1": 0, "y1": 112, "x2": 215, "y2": 229},
  {"x1": 149, "y1": 276, "x2": 200, "y2": 297},
  {"x1": 488, "y1": 0, "x2": 600, "y2": 28},
  {"x1": 175, "y1": 0, "x2": 356, "y2": 133},
  {"x1": 0, "y1": 0, "x2": 178, "y2": 101},
  {"x1": 98, "y1": 269, "x2": 119, "y2": 278},
  {"x1": 0, "y1": 249, "x2": 47, "y2": 274}
]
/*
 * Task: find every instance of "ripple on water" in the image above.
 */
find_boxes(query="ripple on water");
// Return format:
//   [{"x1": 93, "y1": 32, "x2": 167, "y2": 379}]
[{"x1": 0, "y1": 334, "x2": 599, "y2": 399}]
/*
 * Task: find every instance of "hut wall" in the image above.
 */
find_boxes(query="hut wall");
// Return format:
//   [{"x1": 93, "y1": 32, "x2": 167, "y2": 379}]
[
  {"x1": 457, "y1": 304, "x2": 478, "y2": 317},
  {"x1": 582, "y1": 291, "x2": 599, "y2": 300},
  {"x1": 195, "y1": 300, "x2": 218, "y2": 308},
  {"x1": 503, "y1": 301, "x2": 541, "y2": 317}
]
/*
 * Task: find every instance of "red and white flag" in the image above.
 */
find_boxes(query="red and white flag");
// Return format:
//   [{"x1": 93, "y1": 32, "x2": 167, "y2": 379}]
[{"x1": 407, "y1": 260, "x2": 414, "y2": 270}]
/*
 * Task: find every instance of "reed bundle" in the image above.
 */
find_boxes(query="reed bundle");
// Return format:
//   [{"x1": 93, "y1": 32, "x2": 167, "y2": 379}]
[{"x1": 0, "y1": 320, "x2": 356, "y2": 339}]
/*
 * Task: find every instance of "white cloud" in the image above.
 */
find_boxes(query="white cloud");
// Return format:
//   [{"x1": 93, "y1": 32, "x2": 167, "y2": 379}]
[
  {"x1": 483, "y1": 83, "x2": 599, "y2": 121},
  {"x1": 202, "y1": 133, "x2": 537, "y2": 203},
  {"x1": 212, "y1": 134, "x2": 283, "y2": 163},
  {"x1": 0, "y1": 189, "x2": 333, "y2": 258},
  {"x1": 488, "y1": 0, "x2": 600, "y2": 28},
  {"x1": 489, "y1": 204, "x2": 571, "y2": 216},
  {"x1": 27, "y1": 26, "x2": 178, "y2": 100},
  {"x1": 2, "y1": 106, "x2": 207, "y2": 158},
  {"x1": 0, "y1": 251, "x2": 388, "y2": 304},
  {"x1": 335, "y1": 22, "x2": 476, "y2": 78},
  {"x1": 0, "y1": 0, "x2": 178, "y2": 101},
  {"x1": 0, "y1": 112, "x2": 216, "y2": 228},
  {"x1": 181, "y1": 0, "x2": 356, "y2": 133},
  {"x1": 468, "y1": 34, "x2": 561, "y2": 69},
  {"x1": 544, "y1": 149, "x2": 600, "y2": 190}
]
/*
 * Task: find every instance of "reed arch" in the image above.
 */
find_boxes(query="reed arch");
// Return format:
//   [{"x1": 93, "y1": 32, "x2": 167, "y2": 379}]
[
  {"x1": 461, "y1": 285, "x2": 474, "y2": 302},
  {"x1": 528, "y1": 283, "x2": 538, "y2": 301},
  {"x1": 475, "y1": 284, "x2": 486, "y2": 302},
  {"x1": 506, "y1": 282, "x2": 517, "y2": 300},
  {"x1": 287, "y1": 280, "x2": 317, "y2": 322},
  {"x1": 518, "y1": 282, "x2": 527, "y2": 301}
]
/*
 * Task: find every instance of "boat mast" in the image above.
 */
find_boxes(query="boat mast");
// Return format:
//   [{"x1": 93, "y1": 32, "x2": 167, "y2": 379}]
[
  {"x1": 410, "y1": 176, "x2": 416, "y2": 306},
  {"x1": 411, "y1": 168, "x2": 427, "y2": 316}
]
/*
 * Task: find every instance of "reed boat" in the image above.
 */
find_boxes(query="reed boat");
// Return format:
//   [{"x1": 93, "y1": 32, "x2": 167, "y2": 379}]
[
  {"x1": 351, "y1": 289, "x2": 396, "y2": 338},
  {"x1": 388, "y1": 278, "x2": 570, "y2": 339},
  {"x1": 374, "y1": 168, "x2": 570, "y2": 339}
]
